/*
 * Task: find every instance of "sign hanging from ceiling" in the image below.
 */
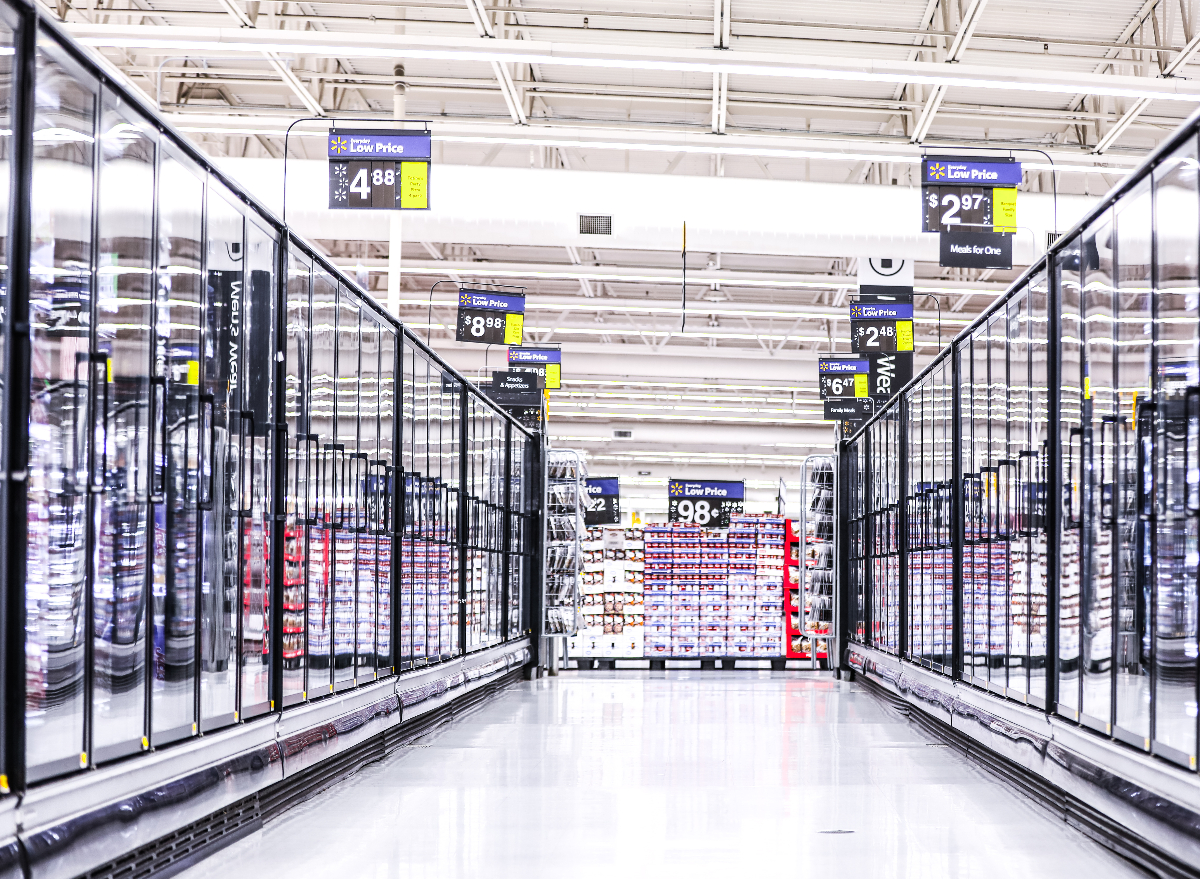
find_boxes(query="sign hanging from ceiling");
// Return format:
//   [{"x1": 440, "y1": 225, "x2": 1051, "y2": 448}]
[
  {"x1": 850, "y1": 319, "x2": 914, "y2": 353},
  {"x1": 508, "y1": 346, "x2": 561, "y2": 389},
  {"x1": 455, "y1": 289, "x2": 525, "y2": 345},
  {"x1": 818, "y1": 357, "x2": 869, "y2": 399},
  {"x1": 922, "y1": 157, "x2": 1020, "y2": 267},
  {"x1": 940, "y1": 231, "x2": 1013, "y2": 270},
  {"x1": 486, "y1": 370, "x2": 543, "y2": 406},
  {"x1": 824, "y1": 398, "x2": 876, "y2": 421},
  {"x1": 667, "y1": 479, "x2": 744, "y2": 527},
  {"x1": 857, "y1": 256, "x2": 913, "y2": 299},
  {"x1": 328, "y1": 129, "x2": 432, "y2": 210},
  {"x1": 584, "y1": 477, "x2": 620, "y2": 525},
  {"x1": 867, "y1": 352, "x2": 913, "y2": 399}
]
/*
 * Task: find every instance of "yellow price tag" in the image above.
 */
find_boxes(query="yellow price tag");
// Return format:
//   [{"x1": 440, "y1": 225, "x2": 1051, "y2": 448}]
[
  {"x1": 993, "y1": 187, "x2": 1017, "y2": 233},
  {"x1": 400, "y1": 161, "x2": 428, "y2": 209},
  {"x1": 504, "y1": 312, "x2": 524, "y2": 345},
  {"x1": 186, "y1": 359, "x2": 200, "y2": 386},
  {"x1": 853, "y1": 374, "x2": 868, "y2": 397},
  {"x1": 1083, "y1": 375, "x2": 1091, "y2": 399},
  {"x1": 545, "y1": 363, "x2": 561, "y2": 389},
  {"x1": 896, "y1": 321, "x2": 914, "y2": 351}
]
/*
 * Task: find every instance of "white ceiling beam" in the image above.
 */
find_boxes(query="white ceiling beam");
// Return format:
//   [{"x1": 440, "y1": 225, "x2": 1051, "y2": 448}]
[
  {"x1": 464, "y1": 0, "x2": 527, "y2": 124},
  {"x1": 711, "y1": 0, "x2": 730, "y2": 134},
  {"x1": 213, "y1": 0, "x2": 325, "y2": 116},
  {"x1": 1095, "y1": 29, "x2": 1200, "y2": 152},
  {"x1": 564, "y1": 245, "x2": 595, "y2": 297},
  {"x1": 64, "y1": 23, "x2": 1200, "y2": 103},
  {"x1": 263, "y1": 51, "x2": 325, "y2": 116},
  {"x1": 911, "y1": 0, "x2": 989, "y2": 144}
]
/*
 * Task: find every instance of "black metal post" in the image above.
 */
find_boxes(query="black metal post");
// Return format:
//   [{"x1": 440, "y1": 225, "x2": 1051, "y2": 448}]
[
  {"x1": 3, "y1": 0, "x2": 36, "y2": 792},
  {"x1": 1046, "y1": 242, "x2": 1063, "y2": 711},
  {"x1": 458, "y1": 388, "x2": 469, "y2": 656},
  {"x1": 898, "y1": 395, "x2": 910, "y2": 660},
  {"x1": 951, "y1": 343, "x2": 964, "y2": 679}
]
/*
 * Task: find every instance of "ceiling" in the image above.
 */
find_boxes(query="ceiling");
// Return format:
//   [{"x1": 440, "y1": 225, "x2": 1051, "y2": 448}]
[{"x1": 49, "y1": 0, "x2": 1200, "y2": 514}]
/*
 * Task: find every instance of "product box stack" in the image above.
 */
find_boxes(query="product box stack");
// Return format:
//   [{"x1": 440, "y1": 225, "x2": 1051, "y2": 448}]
[
  {"x1": 642, "y1": 524, "x2": 673, "y2": 655},
  {"x1": 669, "y1": 523, "x2": 702, "y2": 657},
  {"x1": 698, "y1": 530, "x2": 729, "y2": 656},
  {"x1": 727, "y1": 514, "x2": 785, "y2": 656},
  {"x1": 571, "y1": 526, "x2": 646, "y2": 658},
  {"x1": 725, "y1": 518, "x2": 757, "y2": 655},
  {"x1": 575, "y1": 526, "x2": 606, "y2": 656}
]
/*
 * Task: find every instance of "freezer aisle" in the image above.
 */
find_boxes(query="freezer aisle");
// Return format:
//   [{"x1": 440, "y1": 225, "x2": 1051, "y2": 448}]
[{"x1": 173, "y1": 672, "x2": 1144, "y2": 879}]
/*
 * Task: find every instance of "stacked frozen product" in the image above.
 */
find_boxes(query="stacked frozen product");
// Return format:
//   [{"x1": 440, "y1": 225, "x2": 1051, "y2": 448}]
[
  {"x1": 642, "y1": 523, "x2": 701, "y2": 657},
  {"x1": 571, "y1": 526, "x2": 645, "y2": 658},
  {"x1": 641, "y1": 519, "x2": 784, "y2": 659},
  {"x1": 727, "y1": 515, "x2": 785, "y2": 656},
  {"x1": 698, "y1": 530, "x2": 729, "y2": 656}
]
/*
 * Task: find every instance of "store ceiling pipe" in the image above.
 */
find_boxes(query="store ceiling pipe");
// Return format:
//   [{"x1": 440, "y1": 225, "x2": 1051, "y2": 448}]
[{"x1": 216, "y1": 158, "x2": 1097, "y2": 263}]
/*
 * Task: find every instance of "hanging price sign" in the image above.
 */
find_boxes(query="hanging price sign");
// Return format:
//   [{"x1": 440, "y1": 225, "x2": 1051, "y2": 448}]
[
  {"x1": 585, "y1": 478, "x2": 620, "y2": 525},
  {"x1": 667, "y1": 479, "x2": 744, "y2": 527},
  {"x1": 850, "y1": 320, "x2": 914, "y2": 353},
  {"x1": 327, "y1": 129, "x2": 431, "y2": 210},
  {"x1": 818, "y1": 357, "x2": 870, "y2": 400},
  {"x1": 508, "y1": 346, "x2": 562, "y2": 389},
  {"x1": 455, "y1": 289, "x2": 525, "y2": 345}
]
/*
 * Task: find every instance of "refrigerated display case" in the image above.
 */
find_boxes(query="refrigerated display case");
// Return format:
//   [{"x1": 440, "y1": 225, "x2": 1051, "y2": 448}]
[
  {"x1": 3, "y1": 4, "x2": 539, "y2": 788},
  {"x1": 843, "y1": 123, "x2": 1200, "y2": 779}
]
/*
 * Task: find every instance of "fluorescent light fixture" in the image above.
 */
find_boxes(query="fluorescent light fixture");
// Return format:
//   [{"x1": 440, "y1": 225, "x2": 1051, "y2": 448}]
[
  {"x1": 172, "y1": 120, "x2": 1134, "y2": 175},
  {"x1": 68, "y1": 26, "x2": 1200, "y2": 103}
]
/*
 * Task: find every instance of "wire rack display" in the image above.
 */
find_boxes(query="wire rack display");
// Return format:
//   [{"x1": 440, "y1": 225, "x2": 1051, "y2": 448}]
[
  {"x1": 543, "y1": 449, "x2": 585, "y2": 636},
  {"x1": 798, "y1": 456, "x2": 835, "y2": 668}
]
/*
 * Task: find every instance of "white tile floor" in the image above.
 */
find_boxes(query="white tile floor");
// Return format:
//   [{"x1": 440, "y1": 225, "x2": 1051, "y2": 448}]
[{"x1": 176, "y1": 671, "x2": 1148, "y2": 879}]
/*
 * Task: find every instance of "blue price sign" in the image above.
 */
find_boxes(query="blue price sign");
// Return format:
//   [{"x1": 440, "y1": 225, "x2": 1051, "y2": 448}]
[
  {"x1": 923, "y1": 159, "x2": 1021, "y2": 186},
  {"x1": 849, "y1": 302, "x2": 914, "y2": 320},
  {"x1": 585, "y1": 477, "x2": 620, "y2": 525},
  {"x1": 329, "y1": 129, "x2": 432, "y2": 159}
]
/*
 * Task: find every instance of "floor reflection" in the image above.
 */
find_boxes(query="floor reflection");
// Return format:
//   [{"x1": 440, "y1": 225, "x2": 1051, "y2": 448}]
[{"x1": 176, "y1": 670, "x2": 1146, "y2": 879}]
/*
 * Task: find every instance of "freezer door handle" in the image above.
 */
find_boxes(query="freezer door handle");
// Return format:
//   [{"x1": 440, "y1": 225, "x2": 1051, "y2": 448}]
[
  {"x1": 148, "y1": 375, "x2": 168, "y2": 503},
  {"x1": 1065, "y1": 427, "x2": 1084, "y2": 529},
  {"x1": 198, "y1": 392, "x2": 216, "y2": 511},
  {"x1": 87, "y1": 352, "x2": 111, "y2": 494},
  {"x1": 1136, "y1": 401, "x2": 1156, "y2": 521},
  {"x1": 1186, "y1": 386, "x2": 1200, "y2": 515},
  {"x1": 1099, "y1": 416, "x2": 1118, "y2": 528},
  {"x1": 996, "y1": 460, "x2": 1015, "y2": 540}
]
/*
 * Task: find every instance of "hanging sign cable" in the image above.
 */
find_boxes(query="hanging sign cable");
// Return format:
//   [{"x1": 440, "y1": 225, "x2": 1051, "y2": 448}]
[{"x1": 681, "y1": 221, "x2": 687, "y2": 333}]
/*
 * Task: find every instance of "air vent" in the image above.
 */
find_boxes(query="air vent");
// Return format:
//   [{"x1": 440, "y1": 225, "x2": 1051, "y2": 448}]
[
  {"x1": 579, "y1": 214, "x2": 612, "y2": 235},
  {"x1": 613, "y1": 429, "x2": 632, "y2": 439}
]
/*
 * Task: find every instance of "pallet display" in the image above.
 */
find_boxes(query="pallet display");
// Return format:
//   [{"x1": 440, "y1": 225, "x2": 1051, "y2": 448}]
[
  {"x1": 570, "y1": 526, "x2": 645, "y2": 659},
  {"x1": 604, "y1": 514, "x2": 786, "y2": 663}
]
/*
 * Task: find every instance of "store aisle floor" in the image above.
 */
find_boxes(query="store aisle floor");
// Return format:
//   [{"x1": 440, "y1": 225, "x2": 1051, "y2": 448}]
[{"x1": 176, "y1": 671, "x2": 1146, "y2": 879}]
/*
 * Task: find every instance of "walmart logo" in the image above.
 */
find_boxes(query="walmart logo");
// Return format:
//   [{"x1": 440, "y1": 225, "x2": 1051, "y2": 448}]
[
  {"x1": 850, "y1": 305, "x2": 863, "y2": 318},
  {"x1": 330, "y1": 135, "x2": 348, "y2": 154},
  {"x1": 669, "y1": 483, "x2": 683, "y2": 496},
  {"x1": 928, "y1": 162, "x2": 946, "y2": 180}
]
